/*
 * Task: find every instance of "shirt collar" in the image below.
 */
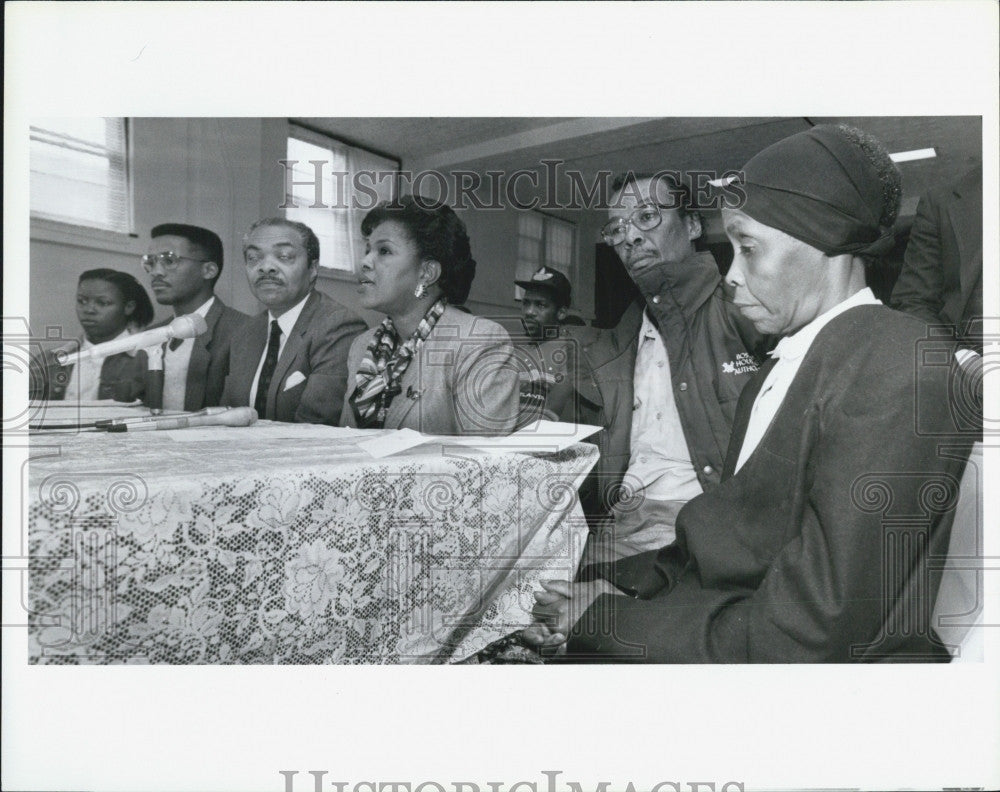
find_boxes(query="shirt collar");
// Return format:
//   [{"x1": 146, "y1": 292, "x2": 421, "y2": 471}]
[
  {"x1": 268, "y1": 291, "x2": 312, "y2": 337},
  {"x1": 769, "y1": 287, "x2": 880, "y2": 361},
  {"x1": 639, "y1": 307, "x2": 662, "y2": 341},
  {"x1": 187, "y1": 296, "x2": 215, "y2": 318}
]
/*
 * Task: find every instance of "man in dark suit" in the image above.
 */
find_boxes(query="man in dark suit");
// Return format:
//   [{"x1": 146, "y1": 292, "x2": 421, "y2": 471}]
[
  {"x1": 891, "y1": 165, "x2": 983, "y2": 343},
  {"x1": 525, "y1": 124, "x2": 973, "y2": 663},
  {"x1": 140, "y1": 223, "x2": 248, "y2": 411},
  {"x1": 891, "y1": 165, "x2": 984, "y2": 405},
  {"x1": 221, "y1": 218, "x2": 365, "y2": 425}
]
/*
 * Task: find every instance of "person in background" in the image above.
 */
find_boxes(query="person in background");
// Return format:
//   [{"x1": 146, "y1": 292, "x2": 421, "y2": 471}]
[
  {"x1": 30, "y1": 269, "x2": 154, "y2": 402},
  {"x1": 341, "y1": 196, "x2": 520, "y2": 436},
  {"x1": 222, "y1": 218, "x2": 366, "y2": 425},
  {"x1": 890, "y1": 164, "x2": 984, "y2": 411},
  {"x1": 573, "y1": 171, "x2": 771, "y2": 563},
  {"x1": 513, "y1": 265, "x2": 577, "y2": 427},
  {"x1": 890, "y1": 164, "x2": 985, "y2": 659},
  {"x1": 139, "y1": 223, "x2": 248, "y2": 411},
  {"x1": 525, "y1": 124, "x2": 973, "y2": 663}
]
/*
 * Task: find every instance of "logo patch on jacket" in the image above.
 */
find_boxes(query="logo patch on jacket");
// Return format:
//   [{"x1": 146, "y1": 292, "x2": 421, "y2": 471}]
[{"x1": 721, "y1": 352, "x2": 759, "y2": 375}]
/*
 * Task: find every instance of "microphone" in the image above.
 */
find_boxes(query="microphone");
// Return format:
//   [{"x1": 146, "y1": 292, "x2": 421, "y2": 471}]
[
  {"x1": 95, "y1": 406, "x2": 230, "y2": 429},
  {"x1": 103, "y1": 407, "x2": 258, "y2": 432},
  {"x1": 57, "y1": 314, "x2": 209, "y2": 366}
]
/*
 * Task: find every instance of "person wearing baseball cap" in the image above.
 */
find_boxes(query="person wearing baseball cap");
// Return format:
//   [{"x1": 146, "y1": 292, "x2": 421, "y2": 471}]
[
  {"x1": 512, "y1": 266, "x2": 576, "y2": 426},
  {"x1": 524, "y1": 124, "x2": 973, "y2": 662},
  {"x1": 515, "y1": 265, "x2": 572, "y2": 340}
]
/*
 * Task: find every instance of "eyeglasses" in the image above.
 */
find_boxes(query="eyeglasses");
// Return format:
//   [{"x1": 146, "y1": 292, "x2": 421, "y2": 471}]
[
  {"x1": 140, "y1": 251, "x2": 209, "y2": 273},
  {"x1": 600, "y1": 205, "x2": 668, "y2": 246}
]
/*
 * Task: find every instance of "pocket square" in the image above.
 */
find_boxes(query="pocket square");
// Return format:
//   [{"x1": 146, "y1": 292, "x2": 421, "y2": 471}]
[{"x1": 283, "y1": 371, "x2": 306, "y2": 391}]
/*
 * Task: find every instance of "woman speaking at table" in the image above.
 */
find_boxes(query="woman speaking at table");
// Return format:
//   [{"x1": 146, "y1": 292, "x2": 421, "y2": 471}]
[
  {"x1": 30, "y1": 268, "x2": 155, "y2": 401},
  {"x1": 342, "y1": 196, "x2": 520, "y2": 435}
]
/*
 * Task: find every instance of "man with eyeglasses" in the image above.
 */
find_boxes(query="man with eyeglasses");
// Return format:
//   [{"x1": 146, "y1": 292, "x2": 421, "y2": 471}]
[
  {"x1": 140, "y1": 223, "x2": 248, "y2": 411},
  {"x1": 221, "y1": 217, "x2": 365, "y2": 425},
  {"x1": 573, "y1": 172, "x2": 771, "y2": 564}
]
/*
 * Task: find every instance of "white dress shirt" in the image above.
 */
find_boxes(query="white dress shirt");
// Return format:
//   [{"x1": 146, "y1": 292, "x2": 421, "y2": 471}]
[
  {"x1": 734, "y1": 287, "x2": 881, "y2": 473},
  {"x1": 65, "y1": 329, "x2": 132, "y2": 401},
  {"x1": 162, "y1": 296, "x2": 215, "y2": 411},
  {"x1": 626, "y1": 309, "x2": 703, "y2": 502},
  {"x1": 249, "y1": 292, "x2": 311, "y2": 408}
]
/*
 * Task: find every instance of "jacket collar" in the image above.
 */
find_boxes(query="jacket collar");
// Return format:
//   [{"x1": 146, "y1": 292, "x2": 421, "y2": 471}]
[{"x1": 633, "y1": 250, "x2": 721, "y2": 320}]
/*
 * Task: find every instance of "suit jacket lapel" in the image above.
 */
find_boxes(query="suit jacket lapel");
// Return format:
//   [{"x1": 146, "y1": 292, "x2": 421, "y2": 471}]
[
  {"x1": 235, "y1": 313, "x2": 269, "y2": 406},
  {"x1": 579, "y1": 300, "x2": 643, "y2": 411},
  {"x1": 184, "y1": 299, "x2": 221, "y2": 411},
  {"x1": 946, "y1": 172, "x2": 983, "y2": 320},
  {"x1": 268, "y1": 291, "x2": 316, "y2": 406},
  {"x1": 384, "y1": 354, "x2": 423, "y2": 428}
]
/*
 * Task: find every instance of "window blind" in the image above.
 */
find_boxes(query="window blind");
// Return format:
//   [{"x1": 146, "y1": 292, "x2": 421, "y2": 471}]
[
  {"x1": 515, "y1": 212, "x2": 575, "y2": 300},
  {"x1": 285, "y1": 124, "x2": 396, "y2": 273},
  {"x1": 30, "y1": 118, "x2": 131, "y2": 233}
]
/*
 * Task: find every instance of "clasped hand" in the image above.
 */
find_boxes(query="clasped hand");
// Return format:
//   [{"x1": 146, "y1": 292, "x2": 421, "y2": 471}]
[{"x1": 522, "y1": 578, "x2": 621, "y2": 649}]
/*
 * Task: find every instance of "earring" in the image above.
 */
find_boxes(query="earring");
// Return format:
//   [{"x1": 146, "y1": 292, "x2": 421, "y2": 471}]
[{"x1": 414, "y1": 282, "x2": 427, "y2": 299}]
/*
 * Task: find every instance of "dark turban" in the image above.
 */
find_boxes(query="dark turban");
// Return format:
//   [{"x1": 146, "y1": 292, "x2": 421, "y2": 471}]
[{"x1": 737, "y1": 124, "x2": 897, "y2": 257}]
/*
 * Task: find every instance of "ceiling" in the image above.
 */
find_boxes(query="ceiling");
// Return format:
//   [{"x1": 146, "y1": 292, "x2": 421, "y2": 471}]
[{"x1": 295, "y1": 116, "x2": 983, "y2": 221}]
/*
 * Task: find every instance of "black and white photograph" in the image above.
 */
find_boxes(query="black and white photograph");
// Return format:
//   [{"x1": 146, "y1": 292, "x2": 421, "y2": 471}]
[{"x1": 3, "y1": 2, "x2": 998, "y2": 792}]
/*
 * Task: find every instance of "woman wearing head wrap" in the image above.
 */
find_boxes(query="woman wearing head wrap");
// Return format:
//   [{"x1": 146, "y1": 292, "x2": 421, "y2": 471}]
[
  {"x1": 523, "y1": 125, "x2": 973, "y2": 663},
  {"x1": 341, "y1": 196, "x2": 520, "y2": 435},
  {"x1": 30, "y1": 268, "x2": 154, "y2": 402}
]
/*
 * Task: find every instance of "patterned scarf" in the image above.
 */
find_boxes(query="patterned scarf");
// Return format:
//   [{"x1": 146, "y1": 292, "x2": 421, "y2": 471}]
[{"x1": 349, "y1": 298, "x2": 446, "y2": 429}]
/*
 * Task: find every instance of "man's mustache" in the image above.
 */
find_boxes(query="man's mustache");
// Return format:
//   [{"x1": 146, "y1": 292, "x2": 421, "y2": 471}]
[{"x1": 255, "y1": 277, "x2": 284, "y2": 286}]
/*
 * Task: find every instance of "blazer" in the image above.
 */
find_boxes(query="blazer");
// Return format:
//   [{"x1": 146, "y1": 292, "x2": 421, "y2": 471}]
[
  {"x1": 570, "y1": 305, "x2": 972, "y2": 663},
  {"x1": 29, "y1": 345, "x2": 144, "y2": 402},
  {"x1": 221, "y1": 290, "x2": 366, "y2": 425},
  {"x1": 340, "y1": 305, "x2": 520, "y2": 436},
  {"x1": 138, "y1": 297, "x2": 248, "y2": 411},
  {"x1": 890, "y1": 165, "x2": 983, "y2": 350},
  {"x1": 568, "y1": 251, "x2": 772, "y2": 517}
]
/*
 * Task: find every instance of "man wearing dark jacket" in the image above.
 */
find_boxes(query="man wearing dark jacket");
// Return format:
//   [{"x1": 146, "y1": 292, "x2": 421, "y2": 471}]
[
  {"x1": 221, "y1": 218, "x2": 365, "y2": 425},
  {"x1": 574, "y1": 172, "x2": 770, "y2": 562},
  {"x1": 139, "y1": 223, "x2": 248, "y2": 411},
  {"x1": 526, "y1": 124, "x2": 973, "y2": 663}
]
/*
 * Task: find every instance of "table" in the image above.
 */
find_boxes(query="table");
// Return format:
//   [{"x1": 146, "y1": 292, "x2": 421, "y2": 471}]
[{"x1": 27, "y1": 422, "x2": 597, "y2": 664}]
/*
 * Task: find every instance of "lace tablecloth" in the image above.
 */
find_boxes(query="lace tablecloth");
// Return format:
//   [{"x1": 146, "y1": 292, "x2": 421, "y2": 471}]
[{"x1": 27, "y1": 424, "x2": 597, "y2": 664}]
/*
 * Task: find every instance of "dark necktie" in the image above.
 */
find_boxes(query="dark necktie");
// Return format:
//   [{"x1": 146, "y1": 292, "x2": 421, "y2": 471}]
[{"x1": 254, "y1": 320, "x2": 282, "y2": 417}]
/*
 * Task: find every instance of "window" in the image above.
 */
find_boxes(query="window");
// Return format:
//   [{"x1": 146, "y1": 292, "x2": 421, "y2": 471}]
[
  {"x1": 30, "y1": 118, "x2": 132, "y2": 233},
  {"x1": 515, "y1": 212, "x2": 575, "y2": 300},
  {"x1": 283, "y1": 124, "x2": 398, "y2": 274}
]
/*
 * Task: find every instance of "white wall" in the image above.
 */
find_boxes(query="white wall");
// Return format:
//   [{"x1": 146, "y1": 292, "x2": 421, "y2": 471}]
[{"x1": 29, "y1": 118, "x2": 599, "y2": 339}]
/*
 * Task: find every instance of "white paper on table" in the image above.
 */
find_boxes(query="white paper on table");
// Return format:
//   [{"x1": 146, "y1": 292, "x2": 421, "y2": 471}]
[
  {"x1": 157, "y1": 423, "x2": 377, "y2": 442},
  {"x1": 357, "y1": 428, "x2": 428, "y2": 458},
  {"x1": 448, "y1": 421, "x2": 602, "y2": 454},
  {"x1": 31, "y1": 399, "x2": 144, "y2": 409},
  {"x1": 358, "y1": 421, "x2": 602, "y2": 458},
  {"x1": 29, "y1": 400, "x2": 150, "y2": 428}
]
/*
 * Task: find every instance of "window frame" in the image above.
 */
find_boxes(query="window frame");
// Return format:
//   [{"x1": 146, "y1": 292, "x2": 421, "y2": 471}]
[
  {"x1": 29, "y1": 117, "x2": 135, "y2": 243},
  {"x1": 284, "y1": 122, "x2": 400, "y2": 284},
  {"x1": 514, "y1": 209, "x2": 577, "y2": 303}
]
